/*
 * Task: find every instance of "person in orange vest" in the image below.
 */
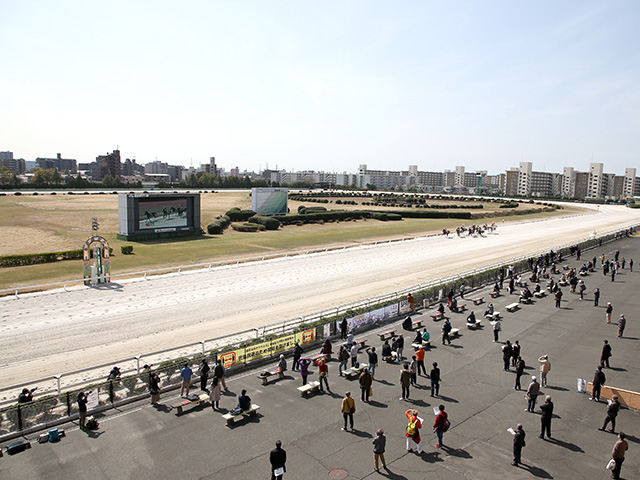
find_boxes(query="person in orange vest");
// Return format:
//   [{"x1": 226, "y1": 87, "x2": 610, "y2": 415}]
[{"x1": 416, "y1": 346, "x2": 426, "y2": 376}]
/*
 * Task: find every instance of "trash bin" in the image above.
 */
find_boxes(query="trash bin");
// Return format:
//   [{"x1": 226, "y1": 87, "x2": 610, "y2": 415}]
[{"x1": 577, "y1": 378, "x2": 586, "y2": 393}]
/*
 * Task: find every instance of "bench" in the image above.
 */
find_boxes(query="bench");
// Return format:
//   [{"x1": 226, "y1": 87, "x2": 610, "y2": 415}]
[
  {"x1": 343, "y1": 363, "x2": 368, "y2": 379},
  {"x1": 519, "y1": 297, "x2": 532, "y2": 304},
  {"x1": 171, "y1": 393, "x2": 209, "y2": 414},
  {"x1": 563, "y1": 265, "x2": 570, "y2": 270},
  {"x1": 451, "y1": 304, "x2": 466, "y2": 312},
  {"x1": 506, "y1": 303, "x2": 520, "y2": 312},
  {"x1": 411, "y1": 341, "x2": 430, "y2": 350},
  {"x1": 466, "y1": 319, "x2": 482, "y2": 329},
  {"x1": 222, "y1": 404, "x2": 261, "y2": 426},
  {"x1": 558, "y1": 281, "x2": 568, "y2": 286},
  {"x1": 297, "y1": 381, "x2": 321, "y2": 396},
  {"x1": 355, "y1": 339, "x2": 366, "y2": 350},
  {"x1": 489, "y1": 291, "x2": 500, "y2": 298},
  {"x1": 534, "y1": 291, "x2": 546, "y2": 298},
  {"x1": 472, "y1": 297, "x2": 484, "y2": 305},
  {"x1": 378, "y1": 329, "x2": 396, "y2": 341},
  {"x1": 382, "y1": 351, "x2": 398, "y2": 363},
  {"x1": 485, "y1": 311, "x2": 501, "y2": 321},
  {"x1": 258, "y1": 369, "x2": 284, "y2": 385},
  {"x1": 411, "y1": 320, "x2": 422, "y2": 329},
  {"x1": 430, "y1": 311, "x2": 444, "y2": 321},
  {"x1": 579, "y1": 270, "x2": 588, "y2": 276},
  {"x1": 312, "y1": 353, "x2": 330, "y2": 363},
  {"x1": 449, "y1": 328, "x2": 460, "y2": 338}
]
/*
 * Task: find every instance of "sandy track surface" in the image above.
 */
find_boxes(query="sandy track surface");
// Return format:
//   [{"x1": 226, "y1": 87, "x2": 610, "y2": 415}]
[{"x1": 1, "y1": 204, "x2": 639, "y2": 387}]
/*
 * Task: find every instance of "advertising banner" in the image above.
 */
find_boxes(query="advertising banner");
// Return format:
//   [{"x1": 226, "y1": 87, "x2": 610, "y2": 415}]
[{"x1": 337, "y1": 303, "x2": 399, "y2": 332}]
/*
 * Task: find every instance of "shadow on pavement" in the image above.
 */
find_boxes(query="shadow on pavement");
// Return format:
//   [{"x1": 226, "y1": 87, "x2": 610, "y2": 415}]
[
  {"x1": 442, "y1": 446, "x2": 472, "y2": 458},
  {"x1": 519, "y1": 463, "x2": 553, "y2": 478},
  {"x1": 547, "y1": 437, "x2": 583, "y2": 452},
  {"x1": 435, "y1": 394, "x2": 458, "y2": 403},
  {"x1": 367, "y1": 400, "x2": 389, "y2": 408},
  {"x1": 379, "y1": 466, "x2": 409, "y2": 480},
  {"x1": 349, "y1": 429, "x2": 372, "y2": 438}
]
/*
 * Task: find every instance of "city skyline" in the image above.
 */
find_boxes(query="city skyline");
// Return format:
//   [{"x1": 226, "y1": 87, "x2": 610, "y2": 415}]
[{"x1": 2, "y1": 1, "x2": 639, "y2": 174}]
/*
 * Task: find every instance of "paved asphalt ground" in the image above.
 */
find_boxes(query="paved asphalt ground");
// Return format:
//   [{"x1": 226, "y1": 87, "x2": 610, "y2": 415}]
[{"x1": 2, "y1": 236, "x2": 639, "y2": 480}]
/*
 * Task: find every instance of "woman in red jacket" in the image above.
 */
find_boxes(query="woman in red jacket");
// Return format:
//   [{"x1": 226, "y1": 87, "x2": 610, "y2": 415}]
[
  {"x1": 405, "y1": 409, "x2": 423, "y2": 453},
  {"x1": 433, "y1": 404, "x2": 449, "y2": 448}
]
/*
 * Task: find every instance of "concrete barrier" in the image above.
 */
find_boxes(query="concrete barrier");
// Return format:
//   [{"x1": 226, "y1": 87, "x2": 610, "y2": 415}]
[{"x1": 587, "y1": 382, "x2": 640, "y2": 410}]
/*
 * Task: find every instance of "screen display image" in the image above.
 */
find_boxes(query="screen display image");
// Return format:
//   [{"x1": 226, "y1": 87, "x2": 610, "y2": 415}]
[
  {"x1": 138, "y1": 197, "x2": 189, "y2": 230},
  {"x1": 252, "y1": 188, "x2": 288, "y2": 216}
]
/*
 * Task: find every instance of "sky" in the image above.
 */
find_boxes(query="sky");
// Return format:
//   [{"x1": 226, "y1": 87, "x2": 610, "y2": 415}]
[{"x1": 1, "y1": 0, "x2": 639, "y2": 175}]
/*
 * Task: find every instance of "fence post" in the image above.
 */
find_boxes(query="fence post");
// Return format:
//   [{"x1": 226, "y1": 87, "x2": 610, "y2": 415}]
[
  {"x1": 200, "y1": 341, "x2": 206, "y2": 355},
  {"x1": 109, "y1": 381, "x2": 115, "y2": 403},
  {"x1": 135, "y1": 356, "x2": 141, "y2": 375},
  {"x1": 55, "y1": 375, "x2": 62, "y2": 396},
  {"x1": 17, "y1": 405, "x2": 23, "y2": 431},
  {"x1": 66, "y1": 392, "x2": 71, "y2": 417}
]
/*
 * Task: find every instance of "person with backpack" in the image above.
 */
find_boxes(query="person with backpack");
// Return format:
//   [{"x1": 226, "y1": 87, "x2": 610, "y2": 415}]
[
  {"x1": 433, "y1": 404, "x2": 449, "y2": 448},
  {"x1": 405, "y1": 409, "x2": 423, "y2": 453}
]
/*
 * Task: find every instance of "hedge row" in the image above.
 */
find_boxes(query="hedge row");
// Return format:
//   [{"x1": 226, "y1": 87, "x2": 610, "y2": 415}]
[
  {"x1": 207, "y1": 215, "x2": 231, "y2": 234},
  {"x1": 224, "y1": 208, "x2": 257, "y2": 221},
  {"x1": 297, "y1": 206, "x2": 327, "y2": 214},
  {"x1": 247, "y1": 215, "x2": 281, "y2": 230},
  {"x1": 231, "y1": 223, "x2": 261, "y2": 232},
  {"x1": 1, "y1": 249, "x2": 83, "y2": 267}
]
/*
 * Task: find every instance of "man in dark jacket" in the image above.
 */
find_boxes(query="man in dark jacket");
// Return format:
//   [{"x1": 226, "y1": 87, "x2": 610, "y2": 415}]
[
  {"x1": 590, "y1": 366, "x2": 606, "y2": 401},
  {"x1": 600, "y1": 395, "x2": 620, "y2": 433},
  {"x1": 600, "y1": 339, "x2": 612, "y2": 368},
  {"x1": 538, "y1": 395, "x2": 554, "y2": 439},
  {"x1": 292, "y1": 342, "x2": 303, "y2": 371},
  {"x1": 269, "y1": 440, "x2": 287, "y2": 480},
  {"x1": 502, "y1": 341, "x2": 513, "y2": 371},
  {"x1": 511, "y1": 424, "x2": 526, "y2": 466}
]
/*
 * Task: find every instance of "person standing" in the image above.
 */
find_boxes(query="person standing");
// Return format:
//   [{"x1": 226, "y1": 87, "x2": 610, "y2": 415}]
[
  {"x1": 350, "y1": 342, "x2": 360, "y2": 368},
  {"x1": 359, "y1": 368, "x2": 372, "y2": 402},
  {"x1": 400, "y1": 363, "x2": 412, "y2": 400},
  {"x1": 511, "y1": 424, "x2": 526, "y2": 466},
  {"x1": 538, "y1": 395, "x2": 554, "y2": 439},
  {"x1": 538, "y1": 355, "x2": 551, "y2": 387},
  {"x1": 292, "y1": 342, "x2": 303, "y2": 371},
  {"x1": 341, "y1": 392, "x2": 355, "y2": 431},
  {"x1": 340, "y1": 318, "x2": 348, "y2": 340},
  {"x1": 269, "y1": 440, "x2": 287, "y2": 480},
  {"x1": 77, "y1": 391, "x2": 89, "y2": 429},
  {"x1": 502, "y1": 341, "x2": 513, "y2": 371},
  {"x1": 396, "y1": 334, "x2": 404, "y2": 361},
  {"x1": 407, "y1": 293, "x2": 415, "y2": 313},
  {"x1": 430, "y1": 362, "x2": 441, "y2": 397},
  {"x1": 214, "y1": 359, "x2": 228, "y2": 390},
  {"x1": 593, "y1": 288, "x2": 600, "y2": 307},
  {"x1": 433, "y1": 404, "x2": 449, "y2": 448},
  {"x1": 210, "y1": 376, "x2": 221, "y2": 410},
  {"x1": 405, "y1": 409, "x2": 423, "y2": 453},
  {"x1": 460, "y1": 284, "x2": 466, "y2": 299},
  {"x1": 600, "y1": 395, "x2": 620, "y2": 433},
  {"x1": 525, "y1": 376, "x2": 540, "y2": 412},
  {"x1": 514, "y1": 356, "x2": 526, "y2": 390},
  {"x1": 511, "y1": 340, "x2": 521, "y2": 368},
  {"x1": 338, "y1": 345, "x2": 349, "y2": 376},
  {"x1": 590, "y1": 366, "x2": 606, "y2": 401},
  {"x1": 409, "y1": 355, "x2": 418, "y2": 386},
  {"x1": 610, "y1": 432, "x2": 628, "y2": 480},
  {"x1": 606, "y1": 303, "x2": 613, "y2": 323},
  {"x1": 180, "y1": 362, "x2": 193, "y2": 397},
  {"x1": 198, "y1": 358, "x2": 210, "y2": 393},
  {"x1": 149, "y1": 372, "x2": 161, "y2": 405},
  {"x1": 492, "y1": 318, "x2": 501, "y2": 343},
  {"x1": 554, "y1": 288, "x2": 563, "y2": 308},
  {"x1": 372, "y1": 429, "x2": 387, "y2": 472},
  {"x1": 365, "y1": 347, "x2": 378, "y2": 379},
  {"x1": 441, "y1": 319, "x2": 452, "y2": 345},
  {"x1": 297, "y1": 358, "x2": 312, "y2": 386},
  {"x1": 630, "y1": 259, "x2": 634, "y2": 272},
  {"x1": 315, "y1": 358, "x2": 330, "y2": 393},
  {"x1": 416, "y1": 346, "x2": 427, "y2": 376},
  {"x1": 617, "y1": 315, "x2": 626, "y2": 337},
  {"x1": 600, "y1": 340, "x2": 612, "y2": 368}
]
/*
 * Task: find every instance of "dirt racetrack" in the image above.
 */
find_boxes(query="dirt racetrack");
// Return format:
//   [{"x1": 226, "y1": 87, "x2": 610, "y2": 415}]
[{"x1": 1, "y1": 204, "x2": 639, "y2": 389}]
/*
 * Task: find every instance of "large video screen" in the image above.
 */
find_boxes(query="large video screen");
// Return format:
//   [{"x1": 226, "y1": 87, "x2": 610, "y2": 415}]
[
  {"x1": 251, "y1": 188, "x2": 288, "y2": 216},
  {"x1": 138, "y1": 197, "x2": 189, "y2": 230}
]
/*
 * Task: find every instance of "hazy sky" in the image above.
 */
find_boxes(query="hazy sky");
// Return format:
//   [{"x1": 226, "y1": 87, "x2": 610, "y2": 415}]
[{"x1": 2, "y1": 1, "x2": 639, "y2": 175}]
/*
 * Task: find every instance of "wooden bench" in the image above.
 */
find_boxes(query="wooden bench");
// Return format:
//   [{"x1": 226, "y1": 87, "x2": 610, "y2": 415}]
[
  {"x1": 343, "y1": 363, "x2": 368, "y2": 379},
  {"x1": 378, "y1": 329, "x2": 396, "y2": 341},
  {"x1": 430, "y1": 311, "x2": 444, "y2": 321},
  {"x1": 485, "y1": 311, "x2": 501, "y2": 321},
  {"x1": 534, "y1": 291, "x2": 546, "y2": 298},
  {"x1": 506, "y1": 303, "x2": 520, "y2": 312},
  {"x1": 222, "y1": 404, "x2": 261, "y2": 426},
  {"x1": 355, "y1": 339, "x2": 367, "y2": 350},
  {"x1": 452, "y1": 304, "x2": 466, "y2": 312},
  {"x1": 411, "y1": 341, "x2": 430, "y2": 350},
  {"x1": 489, "y1": 291, "x2": 500, "y2": 298},
  {"x1": 171, "y1": 393, "x2": 209, "y2": 414},
  {"x1": 466, "y1": 319, "x2": 482, "y2": 329},
  {"x1": 449, "y1": 328, "x2": 460, "y2": 338},
  {"x1": 297, "y1": 381, "x2": 321, "y2": 396},
  {"x1": 519, "y1": 297, "x2": 532, "y2": 304},
  {"x1": 258, "y1": 370, "x2": 284, "y2": 385},
  {"x1": 382, "y1": 351, "x2": 398, "y2": 363},
  {"x1": 472, "y1": 297, "x2": 484, "y2": 305},
  {"x1": 411, "y1": 320, "x2": 422, "y2": 329}
]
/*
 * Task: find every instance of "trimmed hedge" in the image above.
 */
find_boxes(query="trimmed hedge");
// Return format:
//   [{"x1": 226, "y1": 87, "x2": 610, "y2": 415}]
[
  {"x1": 224, "y1": 208, "x2": 256, "y2": 221},
  {"x1": 299, "y1": 206, "x2": 327, "y2": 214},
  {"x1": 231, "y1": 223, "x2": 260, "y2": 232},
  {"x1": 1, "y1": 249, "x2": 84, "y2": 267},
  {"x1": 121, "y1": 245, "x2": 134, "y2": 255},
  {"x1": 247, "y1": 215, "x2": 281, "y2": 230},
  {"x1": 207, "y1": 215, "x2": 231, "y2": 234}
]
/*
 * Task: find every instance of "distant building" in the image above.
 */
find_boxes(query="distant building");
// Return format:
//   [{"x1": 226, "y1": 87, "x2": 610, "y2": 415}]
[
  {"x1": 200, "y1": 157, "x2": 218, "y2": 176},
  {"x1": 0, "y1": 151, "x2": 26, "y2": 173},
  {"x1": 230, "y1": 166, "x2": 240, "y2": 177},
  {"x1": 35, "y1": 153, "x2": 77, "y2": 172},
  {"x1": 94, "y1": 149, "x2": 121, "y2": 181}
]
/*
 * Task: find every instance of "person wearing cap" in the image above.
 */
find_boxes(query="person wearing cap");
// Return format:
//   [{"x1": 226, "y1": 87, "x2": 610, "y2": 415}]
[
  {"x1": 600, "y1": 340, "x2": 612, "y2": 368},
  {"x1": 600, "y1": 395, "x2": 620, "y2": 433},
  {"x1": 538, "y1": 396, "x2": 554, "y2": 439},
  {"x1": 341, "y1": 392, "x2": 355, "y2": 431},
  {"x1": 525, "y1": 376, "x2": 540, "y2": 412},
  {"x1": 617, "y1": 315, "x2": 626, "y2": 338},
  {"x1": 606, "y1": 302, "x2": 613, "y2": 323},
  {"x1": 17, "y1": 387, "x2": 36, "y2": 403},
  {"x1": 538, "y1": 355, "x2": 551, "y2": 387}
]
